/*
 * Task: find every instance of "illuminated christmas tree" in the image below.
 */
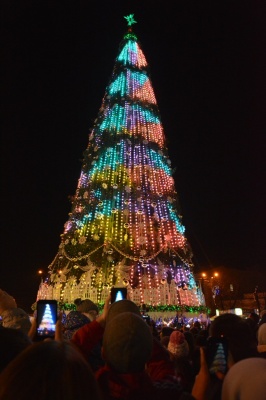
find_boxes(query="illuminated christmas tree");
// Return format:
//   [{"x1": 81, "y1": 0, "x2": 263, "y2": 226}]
[{"x1": 38, "y1": 15, "x2": 204, "y2": 309}]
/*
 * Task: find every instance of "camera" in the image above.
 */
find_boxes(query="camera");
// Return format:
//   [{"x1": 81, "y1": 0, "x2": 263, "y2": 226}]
[
  {"x1": 110, "y1": 287, "x2": 127, "y2": 303},
  {"x1": 36, "y1": 300, "x2": 57, "y2": 340},
  {"x1": 205, "y1": 336, "x2": 228, "y2": 375}
]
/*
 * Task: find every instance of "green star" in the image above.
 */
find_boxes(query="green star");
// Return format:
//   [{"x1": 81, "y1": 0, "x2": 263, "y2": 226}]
[{"x1": 124, "y1": 14, "x2": 137, "y2": 27}]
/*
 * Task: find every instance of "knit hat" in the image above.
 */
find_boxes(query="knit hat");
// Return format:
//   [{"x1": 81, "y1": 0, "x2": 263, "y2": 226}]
[
  {"x1": 103, "y1": 312, "x2": 153, "y2": 373},
  {"x1": 168, "y1": 330, "x2": 189, "y2": 358},
  {"x1": 1, "y1": 308, "x2": 32, "y2": 335},
  {"x1": 63, "y1": 311, "x2": 90, "y2": 340},
  {"x1": 74, "y1": 298, "x2": 98, "y2": 314},
  {"x1": 106, "y1": 299, "x2": 141, "y2": 325},
  {"x1": 222, "y1": 358, "x2": 266, "y2": 400}
]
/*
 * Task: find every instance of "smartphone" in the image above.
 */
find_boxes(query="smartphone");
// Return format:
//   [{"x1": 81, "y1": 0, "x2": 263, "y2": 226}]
[
  {"x1": 205, "y1": 336, "x2": 228, "y2": 375},
  {"x1": 36, "y1": 300, "x2": 57, "y2": 340},
  {"x1": 111, "y1": 287, "x2": 127, "y2": 303}
]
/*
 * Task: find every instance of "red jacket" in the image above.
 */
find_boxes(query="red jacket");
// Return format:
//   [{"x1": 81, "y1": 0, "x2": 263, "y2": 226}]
[{"x1": 72, "y1": 321, "x2": 194, "y2": 399}]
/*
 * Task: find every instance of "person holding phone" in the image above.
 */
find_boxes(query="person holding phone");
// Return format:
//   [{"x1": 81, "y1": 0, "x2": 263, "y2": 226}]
[{"x1": 198, "y1": 313, "x2": 260, "y2": 400}]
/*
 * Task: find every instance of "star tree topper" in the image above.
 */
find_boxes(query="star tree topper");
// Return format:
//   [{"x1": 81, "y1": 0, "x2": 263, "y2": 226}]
[{"x1": 124, "y1": 14, "x2": 137, "y2": 27}]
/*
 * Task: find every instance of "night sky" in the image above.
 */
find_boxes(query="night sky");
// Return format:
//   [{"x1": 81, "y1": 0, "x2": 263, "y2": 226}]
[{"x1": 2, "y1": 0, "x2": 266, "y2": 312}]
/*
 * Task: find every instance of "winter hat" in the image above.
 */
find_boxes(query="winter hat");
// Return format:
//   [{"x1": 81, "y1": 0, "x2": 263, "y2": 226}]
[
  {"x1": 222, "y1": 358, "x2": 266, "y2": 400},
  {"x1": 168, "y1": 330, "x2": 189, "y2": 358},
  {"x1": 63, "y1": 311, "x2": 90, "y2": 340},
  {"x1": 74, "y1": 298, "x2": 99, "y2": 314},
  {"x1": 106, "y1": 299, "x2": 141, "y2": 325},
  {"x1": 103, "y1": 312, "x2": 153, "y2": 373},
  {"x1": 1, "y1": 308, "x2": 32, "y2": 335},
  {"x1": 160, "y1": 326, "x2": 175, "y2": 337}
]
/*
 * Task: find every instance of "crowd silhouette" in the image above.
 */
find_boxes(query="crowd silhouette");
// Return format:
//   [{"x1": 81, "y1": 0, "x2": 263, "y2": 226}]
[{"x1": 0, "y1": 288, "x2": 265, "y2": 400}]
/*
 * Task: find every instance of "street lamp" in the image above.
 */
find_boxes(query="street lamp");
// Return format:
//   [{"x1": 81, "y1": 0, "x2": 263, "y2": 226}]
[
  {"x1": 200, "y1": 272, "x2": 208, "y2": 292},
  {"x1": 199, "y1": 271, "x2": 221, "y2": 313}
]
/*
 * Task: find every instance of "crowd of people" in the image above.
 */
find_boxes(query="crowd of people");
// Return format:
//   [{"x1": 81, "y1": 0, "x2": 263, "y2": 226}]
[{"x1": 0, "y1": 288, "x2": 265, "y2": 399}]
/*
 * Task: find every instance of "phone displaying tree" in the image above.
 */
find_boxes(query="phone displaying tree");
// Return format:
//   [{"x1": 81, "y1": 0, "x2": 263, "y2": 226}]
[{"x1": 37, "y1": 304, "x2": 56, "y2": 337}]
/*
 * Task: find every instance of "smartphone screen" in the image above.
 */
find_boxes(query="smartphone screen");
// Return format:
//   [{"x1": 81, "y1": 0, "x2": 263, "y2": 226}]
[
  {"x1": 206, "y1": 336, "x2": 228, "y2": 375},
  {"x1": 111, "y1": 287, "x2": 127, "y2": 303},
  {"x1": 36, "y1": 300, "x2": 57, "y2": 339}
]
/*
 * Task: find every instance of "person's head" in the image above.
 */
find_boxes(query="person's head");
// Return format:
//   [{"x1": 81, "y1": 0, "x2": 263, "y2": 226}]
[
  {"x1": 259, "y1": 309, "x2": 266, "y2": 326},
  {"x1": 210, "y1": 313, "x2": 258, "y2": 363},
  {"x1": 183, "y1": 330, "x2": 196, "y2": 355},
  {"x1": 248, "y1": 312, "x2": 259, "y2": 325},
  {"x1": 62, "y1": 311, "x2": 90, "y2": 340},
  {"x1": 193, "y1": 320, "x2": 201, "y2": 330},
  {"x1": 245, "y1": 316, "x2": 259, "y2": 342},
  {"x1": 194, "y1": 329, "x2": 208, "y2": 347},
  {"x1": 189, "y1": 326, "x2": 200, "y2": 337},
  {"x1": 160, "y1": 326, "x2": 175, "y2": 338},
  {"x1": 106, "y1": 299, "x2": 141, "y2": 324},
  {"x1": 167, "y1": 330, "x2": 189, "y2": 359},
  {"x1": 0, "y1": 326, "x2": 32, "y2": 372},
  {"x1": 74, "y1": 298, "x2": 99, "y2": 321},
  {"x1": 102, "y1": 311, "x2": 153, "y2": 373},
  {"x1": 221, "y1": 358, "x2": 266, "y2": 400},
  {"x1": 0, "y1": 340, "x2": 101, "y2": 400},
  {"x1": 153, "y1": 322, "x2": 160, "y2": 339}
]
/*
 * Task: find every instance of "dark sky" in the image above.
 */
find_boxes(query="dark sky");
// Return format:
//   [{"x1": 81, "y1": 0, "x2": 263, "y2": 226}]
[{"x1": 2, "y1": 0, "x2": 266, "y2": 312}]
